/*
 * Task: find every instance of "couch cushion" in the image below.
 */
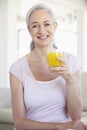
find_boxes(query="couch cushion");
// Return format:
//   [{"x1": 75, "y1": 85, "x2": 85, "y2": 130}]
[
  {"x1": 81, "y1": 112, "x2": 87, "y2": 124},
  {"x1": 0, "y1": 88, "x2": 11, "y2": 108},
  {"x1": 82, "y1": 111, "x2": 87, "y2": 117},
  {"x1": 0, "y1": 108, "x2": 13, "y2": 123},
  {"x1": 81, "y1": 72, "x2": 87, "y2": 110}
]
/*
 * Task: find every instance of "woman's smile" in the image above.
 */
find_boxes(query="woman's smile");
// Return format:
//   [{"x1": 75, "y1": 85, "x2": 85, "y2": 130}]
[{"x1": 37, "y1": 35, "x2": 49, "y2": 40}]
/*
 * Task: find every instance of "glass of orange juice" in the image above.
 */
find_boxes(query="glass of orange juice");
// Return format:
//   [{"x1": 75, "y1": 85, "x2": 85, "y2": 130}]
[{"x1": 47, "y1": 51, "x2": 63, "y2": 67}]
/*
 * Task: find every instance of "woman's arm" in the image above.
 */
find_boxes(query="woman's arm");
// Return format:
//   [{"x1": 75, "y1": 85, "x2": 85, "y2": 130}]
[
  {"x1": 50, "y1": 57, "x2": 82, "y2": 120},
  {"x1": 66, "y1": 70, "x2": 82, "y2": 120}
]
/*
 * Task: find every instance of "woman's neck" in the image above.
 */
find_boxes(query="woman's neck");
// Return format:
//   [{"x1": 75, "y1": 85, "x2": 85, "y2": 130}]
[
  {"x1": 33, "y1": 46, "x2": 55, "y2": 60},
  {"x1": 28, "y1": 45, "x2": 56, "y2": 64}
]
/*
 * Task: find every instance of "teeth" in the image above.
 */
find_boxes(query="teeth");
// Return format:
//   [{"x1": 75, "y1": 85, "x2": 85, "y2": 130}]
[{"x1": 38, "y1": 36, "x2": 48, "y2": 39}]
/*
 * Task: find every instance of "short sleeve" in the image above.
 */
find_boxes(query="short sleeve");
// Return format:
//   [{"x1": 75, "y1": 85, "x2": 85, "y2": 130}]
[
  {"x1": 64, "y1": 52, "x2": 82, "y2": 74},
  {"x1": 9, "y1": 60, "x2": 22, "y2": 82},
  {"x1": 69, "y1": 55, "x2": 82, "y2": 73}
]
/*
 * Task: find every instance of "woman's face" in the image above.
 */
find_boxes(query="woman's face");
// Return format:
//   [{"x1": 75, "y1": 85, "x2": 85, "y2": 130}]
[{"x1": 29, "y1": 9, "x2": 57, "y2": 48}]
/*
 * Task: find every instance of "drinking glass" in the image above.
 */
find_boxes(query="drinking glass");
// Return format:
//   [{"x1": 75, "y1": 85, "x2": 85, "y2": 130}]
[{"x1": 47, "y1": 51, "x2": 63, "y2": 67}]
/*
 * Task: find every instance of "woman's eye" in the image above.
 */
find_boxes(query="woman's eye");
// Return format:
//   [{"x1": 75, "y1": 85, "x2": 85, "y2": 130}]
[
  {"x1": 45, "y1": 23, "x2": 50, "y2": 26},
  {"x1": 32, "y1": 25, "x2": 38, "y2": 28}
]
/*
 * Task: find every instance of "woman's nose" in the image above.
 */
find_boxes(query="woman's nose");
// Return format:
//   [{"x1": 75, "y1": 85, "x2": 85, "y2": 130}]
[{"x1": 39, "y1": 25, "x2": 45, "y2": 33}]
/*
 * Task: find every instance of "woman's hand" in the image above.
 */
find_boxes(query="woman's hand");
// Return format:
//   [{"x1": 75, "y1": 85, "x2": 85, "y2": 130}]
[
  {"x1": 49, "y1": 57, "x2": 72, "y2": 81},
  {"x1": 73, "y1": 119, "x2": 87, "y2": 130},
  {"x1": 55, "y1": 120, "x2": 87, "y2": 130}
]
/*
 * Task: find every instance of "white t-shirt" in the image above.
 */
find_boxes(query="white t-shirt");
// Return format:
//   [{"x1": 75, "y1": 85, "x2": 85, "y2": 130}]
[{"x1": 9, "y1": 52, "x2": 81, "y2": 124}]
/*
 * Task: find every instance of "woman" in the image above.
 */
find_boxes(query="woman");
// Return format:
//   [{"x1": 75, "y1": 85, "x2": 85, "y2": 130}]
[{"x1": 9, "y1": 3, "x2": 86, "y2": 130}]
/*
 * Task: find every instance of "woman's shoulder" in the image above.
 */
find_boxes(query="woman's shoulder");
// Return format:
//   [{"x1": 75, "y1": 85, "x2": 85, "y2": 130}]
[
  {"x1": 9, "y1": 56, "x2": 27, "y2": 74},
  {"x1": 63, "y1": 51, "x2": 81, "y2": 73},
  {"x1": 11, "y1": 56, "x2": 26, "y2": 66},
  {"x1": 63, "y1": 51, "x2": 79, "y2": 62},
  {"x1": 9, "y1": 56, "x2": 27, "y2": 82},
  {"x1": 63, "y1": 51, "x2": 76, "y2": 57}
]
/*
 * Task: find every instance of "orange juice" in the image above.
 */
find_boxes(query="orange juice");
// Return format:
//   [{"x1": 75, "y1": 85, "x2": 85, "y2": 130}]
[{"x1": 47, "y1": 52, "x2": 62, "y2": 67}]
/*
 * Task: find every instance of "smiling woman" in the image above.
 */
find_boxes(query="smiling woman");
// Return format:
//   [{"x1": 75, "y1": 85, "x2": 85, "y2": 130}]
[
  {"x1": 0, "y1": 0, "x2": 87, "y2": 89},
  {"x1": 9, "y1": 3, "x2": 86, "y2": 130}
]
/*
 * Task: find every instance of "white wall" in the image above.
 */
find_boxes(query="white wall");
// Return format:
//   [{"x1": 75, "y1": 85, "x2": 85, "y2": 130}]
[
  {"x1": 0, "y1": 0, "x2": 8, "y2": 87},
  {"x1": 77, "y1": 10, "x2": 84, "y2": 68},
  {"x1": 83, "y1": 10, "x2": 87, "y2": 71},
  {"x1": 0, "y1": 0, "x2": 18, "y2": 87},
  {"x1": 7, "y1": 0, "x2": 18, "y2": 86}
]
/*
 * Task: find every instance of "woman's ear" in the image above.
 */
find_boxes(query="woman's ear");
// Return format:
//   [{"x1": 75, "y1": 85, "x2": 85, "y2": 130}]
[
  {"x1": 54, "y1": 22, "x2": 58, "y2": 32},
  {"x1": 55, "y1": 22, "x2": 58, "y2": 29}
]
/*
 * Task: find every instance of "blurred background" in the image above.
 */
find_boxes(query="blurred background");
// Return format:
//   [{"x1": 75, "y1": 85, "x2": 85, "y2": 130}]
[{"x1": 0, "y1": 0, "x2": 87, "y2": 88}]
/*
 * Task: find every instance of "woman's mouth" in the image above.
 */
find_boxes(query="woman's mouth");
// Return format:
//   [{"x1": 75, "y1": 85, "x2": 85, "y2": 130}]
[{"x1": 37, "y1": 35, "x2": 49, "y2": 40}]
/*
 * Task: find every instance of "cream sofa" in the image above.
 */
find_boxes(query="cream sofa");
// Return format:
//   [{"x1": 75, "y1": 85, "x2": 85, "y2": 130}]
[
  {"x1": 0, "y1": 88, "x2": 13, "y2": 130},
  {"x1": 0, "y1": 72, "x2": 87, "y2": 130}
]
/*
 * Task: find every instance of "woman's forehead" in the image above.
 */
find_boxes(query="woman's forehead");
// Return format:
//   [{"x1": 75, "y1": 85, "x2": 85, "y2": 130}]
[
  {"x1": 30, "y1": 9, "x2": 51, "y2": 16},
  {"x1": 29, "y1": 9, "x2": 53, "y2": 22}
]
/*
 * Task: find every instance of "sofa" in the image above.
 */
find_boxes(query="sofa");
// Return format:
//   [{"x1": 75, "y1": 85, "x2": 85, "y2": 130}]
[
  {"x1": 0, "y1": 88, "x2": 13, "y2": 130},
  {"x1": 0, "y1": 72, "x2": 87, "y2": 130},
  {"x1": 81, "y1": 72, "x2": 87, "y2": 124}
]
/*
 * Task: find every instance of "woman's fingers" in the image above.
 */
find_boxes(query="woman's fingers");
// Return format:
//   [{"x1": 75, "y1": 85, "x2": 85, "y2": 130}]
[
  {"x1": 49, "y1": 66, "x2": 71, "y2": 80},
  {"x1": 56, "y1": 57, "x2": 66, "y2": 66},
  {"x1": 49, "y1": 56, "x2": 72, "y2": 81},
  {"x1": 80, "y1": 121, "x2": 87, "y2": 128},
  {"x1": 74, "y1": 120, "x2": 87, "y2": 130}
]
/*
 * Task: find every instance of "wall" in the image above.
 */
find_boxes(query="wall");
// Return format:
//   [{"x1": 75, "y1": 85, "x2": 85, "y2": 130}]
[
  {"x1": 0, "y1": 0, "x2": 18, "y2": 87},
  {"x1": 0, "y1": 0, "x2": 8, "y2": 87},
  {"x1": 83, "y1": 10, "x2": 87, "y2": 71},
  {"x1": 7, "y1": 0, "x2": 18, "y2": 86}
]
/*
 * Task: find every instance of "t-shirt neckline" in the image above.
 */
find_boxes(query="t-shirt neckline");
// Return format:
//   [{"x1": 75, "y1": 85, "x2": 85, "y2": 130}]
[{"x1": 24, "y1": 55, "x2": 61, "y2": 83}]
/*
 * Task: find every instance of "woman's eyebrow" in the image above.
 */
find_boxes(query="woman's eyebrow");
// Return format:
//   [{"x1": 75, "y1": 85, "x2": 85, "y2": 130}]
[
  {"x1": 31, "y1": 22, "x2": 38, "y2": 25},
  {"x1": 31, "y1": 20, "x2": 51, "y2": 25},
  {"x1": 44, "y1": 20, "x2": 51, "y2": 23}
]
